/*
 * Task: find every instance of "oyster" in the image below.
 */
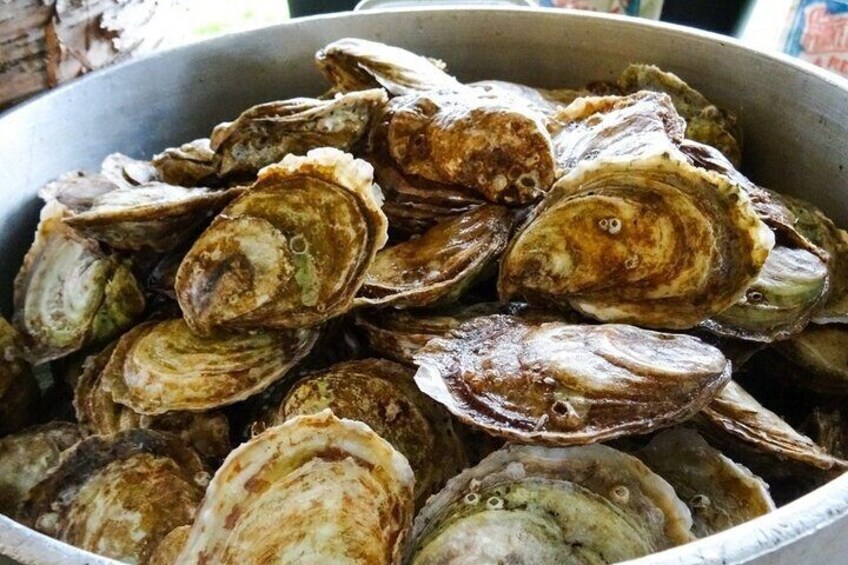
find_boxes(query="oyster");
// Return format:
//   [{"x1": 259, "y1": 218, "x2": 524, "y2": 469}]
[
  {"x1": 0, "y1": 422, "x2": 81, "y2": 519},
  {"x1": 696, "y1": 380, "x2": 847, "y2": 476},
  {"x1": 635, "y1": 427, "x2": 775, "y2": 538},
  {"x1": 150, "y1": 525, "x2": 190, "y2": 565},
  {"x1": 471, "y1": 80, "x2": 587, "y2": 117},
  {"x1": 355, "y1": 302, "x2": 561, "y2": 365},
  {"x1": 176, "y1": 148, "x2": 388, "y2": 333},
  {"x1": 413, "y1": 315, "x2": 731, "y2": 445},
  {"x1": 177, "y1": 410, "x2": 415, "y2": 564},
  {"x1": 367, "y1": 150, "x2": 485, "y2": 235},
  {"x1": 152, "y1": 139, "x2": 219, "y2": 187},
  {"x1": 358, "y1": 205, "x2": 512, "y2": 307},
  {"x1": 617, "y1": 64, "x2": 743, "y2": 167},
  {"x1": 75, "y1": 343, "x2": 231, "y2": 462},
  {"x1": 62, "y1": 182, "x2": 243, "y2": 252},
  {"x1": 20, "y1": 429, "x2": 207, "y2": 564},
  {"x1": 101, "y1": 319, "x2": 317, "y2": 415},
  {"x1": 499, "y1": 154, "x2": 774, "y2": 329},
  {"x1": 211, "y1": 89, "x2": 388, "y2": 177},
  {"x1": 780, "y1": 193, "x2": 848, "y2": 323},
  {"x1": 702, "y1": 245, "x2": 829, "y2": 342},
  {"x1": 773, "y1": 324, "x2": 848, "y2": 394},
  {"x1": 13, "y1": 203, "x2": 146, "y2": 364},
  {"x1": 383, "y1": 90, "x2": 556, "y2": 205},
  {"x1": 407, "y1": 443, "x2": 693, "y2": 564},
  {"x1": 99, "y1": 153, "x2": 160, "y2": 188},
  {"x1": 0, "y1": 316, "x2": 40, "y2": 435},
  {"x1": 263, "y1": 359, "x2": 466, "y2": 507},
  {"x1": 552, "y1": 91, "x2": 687, "y2": 174},
  {"x1": 316, "y1": 37, "x2": 462, "y2": 96}
]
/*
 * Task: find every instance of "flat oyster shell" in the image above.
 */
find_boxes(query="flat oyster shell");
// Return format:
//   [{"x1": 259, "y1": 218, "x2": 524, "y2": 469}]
[
  {"x1": 177, "y1": 410, "x2": 415, "y2": 564},
  {"x1": 413, "y1": 315, "x2": 730, "y2": 445},
  {"x1": 407, "y1": 443, "x2": 693, "y2": 564}
]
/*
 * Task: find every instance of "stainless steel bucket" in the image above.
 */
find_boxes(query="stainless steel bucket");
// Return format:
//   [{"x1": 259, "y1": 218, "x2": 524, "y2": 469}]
[{"x1": 0, "y1": 7, "x2": 846, "y2": 564}]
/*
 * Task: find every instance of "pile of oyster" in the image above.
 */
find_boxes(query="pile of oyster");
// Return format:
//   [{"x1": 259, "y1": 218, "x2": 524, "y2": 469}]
[{"x1": 2, "y1": 38, "x2": 847, "y2": 564}]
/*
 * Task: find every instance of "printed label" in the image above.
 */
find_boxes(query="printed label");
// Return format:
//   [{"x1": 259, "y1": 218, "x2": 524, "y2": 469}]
[{"x1": 785, "y1": 0, "x2": 848, "y2": 76}]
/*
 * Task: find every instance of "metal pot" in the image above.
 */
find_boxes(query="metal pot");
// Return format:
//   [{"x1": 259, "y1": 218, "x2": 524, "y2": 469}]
[{"x1": 1, "y1": 7, "x2": 846, "y2": 564}]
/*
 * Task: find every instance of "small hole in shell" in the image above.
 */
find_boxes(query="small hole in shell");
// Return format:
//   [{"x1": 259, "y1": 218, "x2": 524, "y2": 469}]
[
  {"x1": 487, "y1": 496, "x2": 504, "y2": 510},
  {"x1": 289, "y1": 234, "x2": 308, "y2": 255},
  {"x1": 610, "y1": 485, "x2": 630, "y2": 504},
  {"x1": 464, "y1": 492, "x2": 480, "y2": 505}
]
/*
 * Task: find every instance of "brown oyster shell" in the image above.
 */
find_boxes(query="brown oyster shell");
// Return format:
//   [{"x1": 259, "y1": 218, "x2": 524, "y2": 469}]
[
  {"x1": 149, "y1": 525, "x2": 191, "y2": 565},
  {"x1": 101, "y1": 318, "x2": 317, "y2": 415},
  {"x1": 354, "y1": 302, "x2": 564, "y2": 365},
  {"x1": 499, "y1": 154, "x2": 774, "y2": 329},
  {"x1": 316, "y1": 37, "x2": 462, "y2": 96},
  {"x1": 74, "y1": 343, "x2": 231, "y2": 462},
  {"x1": 211, "y1": 89, "x2": 387, "y2": 177},
  {"x1": 0, "y1": 422, "x2": 81, "y2": 519},
  {"x1": 13, "y1": 203, "x2": 146, "y2": 364},
  {"x1": 62, "y1": 182, "x2": 242, "y2": 252},
  {"x1": 636, "y1": 427, "x2": 775, "y2": 538},
  {"x1": 407, "y1": 443, "x2": 693, "y2": 564},
  {"x1": 617, "y1": 64, "x2": 743, "y2": 167},
  {"x1": 696, "y1": 380, "x2": 848, "y2": 476},
  {"x1": 20, "y1": 429, "x2": 207, "y2": 564},
  {"x1": 264, "y1": 358, "x2": 466, "y2": 508},
  {"x1": 413, "y1": 314, "x2": 731, "y2": 445},
  {"x1": 358, "y1": 205, "x2": 512, "y2": 308},
  {"x1": 383, "y1": 89, "x2": 556, "y2": 205},
  {"x1": 552, "y1": 91, "x2": 687, "y2": 174},
  {"x1": 470, "y1": 80, "x2": 588, "y2": 117},
  {"x1": 0, "y1": 316, "x2": 40, "y2": 435},
  {"x1": 773, "y1": 324, "x2": 848, "y2": 394},
  {"x1": 152, "y1": 138, "x2": 219, "y2": 187},
  {"x1": 176, "y1": 148, "x2": 388, "y2": 333},
  {"x1": 177, "y1": 410, "x2": 415, "y2": 564},
  {"x1": 702, "y1": 245, "x2": 829, "y2": 343}
]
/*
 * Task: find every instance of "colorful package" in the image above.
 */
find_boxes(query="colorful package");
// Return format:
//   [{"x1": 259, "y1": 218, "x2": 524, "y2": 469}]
[
  {"x1": 537, "y1": 0, "x2": 664, "y2": 19},
  {"x1": 784, "y1": 0, "x2": 848, "y2": 76}
]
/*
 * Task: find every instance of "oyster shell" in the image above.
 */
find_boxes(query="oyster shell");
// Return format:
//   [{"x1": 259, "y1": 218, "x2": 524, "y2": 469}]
[
  {"x1": 177, "y1": 410, "x2": 415, "y2": 564},
  {"x1": 407, "y1": 443, "x2": 693, "y2": 564},
  {"x1": 702, "y1": 245, "x2": 829, "y2": 342},
  {"x1": 358, "y1": 205, "x2": 512, "y2": 307},
  {"x1": 367, "y1": 150, "x2": 485, "y2": 235},
  {"x1": 75, "y1": 343, "x2": 231, "y2": 462},
  {"x1": 354, "y1": 302, "x2": 562, "y2": 365},
  {"x1": 617, "y1": 64, "x2": 743, "y2": 167},
  {"x1": 0, "y1": 422, "x2": 81, "y2": 519},
  {"x1": 152, "y1": 138, "x2": 219, "y2": 187},
  {"x1": 211, "y1": 89, "x2": 388, "y2": 177},
  {"x1": 780, "y1": 193, "x2": 848, "y2": 323},
  {"x1": 773, "y1": 324, "x2": 848, "y2": 394},
  {"x1": 62, "y1": 182, "x2": 243, "y2": 252},
  {"x1": 13, "y1": 203, "x2": 146, "y2": 364},
  {"x1": 383, "y1": 90, "x2": 556, "y2": 205},
  {"x1": 552, "y1": 91, "x2": 686, "y2": 174},
  {"x1": 696, "y1": 380, "x2": 848, "y2": 476},
  {"x1": 316, "y1": 37, "x2": 462, "y2": 96},
  {"x1": 101, "y1": 318, "x2": 317, "y2": 415},
  {"x1": 471, "y1": 80, "x2": 588, "y2": 117},
  {"x1": 499, "y1": 154, "x2": 774, "y2": 329},
  {"x1": 263, "y1": 359, "x2": 466, "y2": 508},
  {"x1": 20, "y1": 429, "x2": 207, "y2": 564},
  {"x1": 176, "y1": 148, "x2": 388, "y2": 333},
  {"x1": 150, "y1": 525, "x2": 190, "y2": 565},
  {"x1": 635, "y1": 427, "x2": 775, "y2": 538},
  {"x1": 0, "y1": 316, "x2": 40, "y2": 435},
  {"x1": 413, "y1": 314, "x2": 731, "y2": 445}
]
